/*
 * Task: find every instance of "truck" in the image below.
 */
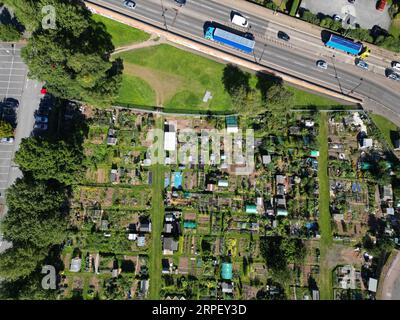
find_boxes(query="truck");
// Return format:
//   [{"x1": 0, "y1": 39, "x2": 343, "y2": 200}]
[
  {"x1": 324, "y1": 34, "x2": 363, "y2": 56},
  {"x1": 204, "y1": 26, "x2": 255, "y2": 53}
]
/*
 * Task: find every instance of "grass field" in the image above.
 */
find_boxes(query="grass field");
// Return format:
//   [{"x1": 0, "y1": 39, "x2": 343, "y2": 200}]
[
  {"x1": 389, "y1": 14, "x2": 400, "y2": 38},
  {"x1": 370, "y1": 113, "x2": 400, "y2": 148},
  {"x1": 288, "y1": 87, "x2": 347, "y2": 108},
  {"x1": 92, "y1": 14, "x2": 150, "y2": 48},
  {"x1": 117, "y1": 74, "x2": 156, "y2": 106},
  {"x1": 148, "y1": 117, "x2": 164, "y2": 299},
  {"x1": 317, "y1": 112, "x2": 333, "y2": 300},
  {"x1": 116, "y1": 44, "x2": 233, "y2": 110},
  {"x1": 115, "y1": 44, "x2": 343, "y2": 111}
]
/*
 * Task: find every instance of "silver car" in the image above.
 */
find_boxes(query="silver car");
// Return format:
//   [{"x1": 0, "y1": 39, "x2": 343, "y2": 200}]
[
  {"x1": 123, "y1": 0, "x2": 136, "y2": 9},
  {"x1": 355, "y1": 59, "x2": 369, "y2": 70},
  {"x1": 387, "y1": 72, "x2": 400, "y2": 81},
  {"x1": 392, "y1": 61, "x2": 400, "y2": 72},
  {"x1": 317, "y1": 60, "x2": 328, "y2": 69}
]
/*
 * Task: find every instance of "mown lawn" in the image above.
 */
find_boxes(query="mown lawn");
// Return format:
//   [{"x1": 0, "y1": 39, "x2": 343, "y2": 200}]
[
  {"x1": 92, "y1": 14, "x2": 150, "y2": 48},
  {"x1": 317, "y1": 112, "x2": 333, "y2": 300},
  {"x1": 370, "y1": 113, "x2": 399, "y2": 148},
  {"x1": 115, "y1": 44, "x2": 233, "y2": 111},
  {"x1": 148, "y1": 117, "x2": 164, "y2": 300},
  {"x1": 288, "y1": 87, "x2": 347, "y2": 109},
  {"x1": 117, "y1": 74, "x2": 156, "y2": 106},
  {"x1": 115, "y1": 44, "x2": 345, "y2": 112}
]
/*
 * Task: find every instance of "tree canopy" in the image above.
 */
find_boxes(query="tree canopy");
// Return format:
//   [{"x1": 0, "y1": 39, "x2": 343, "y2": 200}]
[
  {"x1": 15, "y1": 137, "x2": 84, "y2": 185},
  {"x1": 1, "y1": 178, "x2": 67, "y2": 248},
  {"x1": 0, "y1": 121, "x2": 14, "y2": 138},
  {"x1": 0, "y1": 246, "x2": 48, "y2": 281},
  {"x1": 4, "y1": 0, "x2": 123, "y2": 106}
]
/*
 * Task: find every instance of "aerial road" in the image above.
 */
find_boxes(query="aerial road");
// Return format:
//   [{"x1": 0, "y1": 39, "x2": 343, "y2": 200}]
[{"x1": 87, "y1": 0, "x2": 400, "y2": 121}]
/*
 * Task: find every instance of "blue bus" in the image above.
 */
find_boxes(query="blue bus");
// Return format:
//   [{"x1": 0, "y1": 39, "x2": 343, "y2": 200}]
[
  {"x1": 204, "y1": 26, "x2": 255, "y2": 53},
  {"x1": 325, "y1": 34, "x2": 363, "y2": 56}
]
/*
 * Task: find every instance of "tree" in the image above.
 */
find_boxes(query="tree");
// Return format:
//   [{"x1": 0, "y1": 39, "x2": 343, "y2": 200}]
[
  {"x1": 0, "y1": 121, "x2": 14, "y2": 138},
  {"x1": 15, "y1": 137, "x2": 84, "y2": 185},
  {"x1": 5, "y1": 178, "x2": 66, "y2": 213},
  {"x1": 1, "y1": 178, "x2": 67, "y2": 247},
  {"x1": 0, "y1": 273, "x2": 58, "y2": 300},
  {"x1": 319, "y1": 17, "x2": 333, "y2": 29},
  {"x1": 1, "y1": 0, "x2": 39, "y2": 32},
  {"x1": 20, "y1": 0, "x2": 123, "y2": 106},
  {"x1": 0, "y1": 24, "x2": 22, "y2": 41},
  {"x1": 301, "y1": 11, "x2": 320, "y2": 25},
  {"x1": 267, "y1": 84, "x2": 294, "y2": 108},
  {"x1": 0, "y1": 246, "x2": 47, "y2": 281},
  {"x1": 381, "y1": 35, "x2": 400, "y2": 53}
]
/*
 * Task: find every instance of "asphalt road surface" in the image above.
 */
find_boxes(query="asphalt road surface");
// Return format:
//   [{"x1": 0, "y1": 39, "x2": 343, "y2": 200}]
[
  {"x1": 380, "y1": 251, "x2": 400, "y2": 300},
  {"x1": 0, "y1": 43, "x2": 26, "y2": 99},
  {"x1": 89, "y1": 0, "x2": 400, "y2": 121},
  {"x1": 0, "y1": 42, "x2": 42, "y2": 253}
]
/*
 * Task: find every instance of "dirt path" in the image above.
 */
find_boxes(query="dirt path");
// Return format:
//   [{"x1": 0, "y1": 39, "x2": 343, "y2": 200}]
[
  {"x1": 112, "y1": 34, "x2": 182, "y2": 107},
  {"x1": 123, "y1": 62, "x2": 183, "y2": 106},
  {"x1": 379, "y1": 250, "x2": 400, "y2": 300},
  {"x1": 112, "y1": 33, "x2": 164, "y2": 55}
]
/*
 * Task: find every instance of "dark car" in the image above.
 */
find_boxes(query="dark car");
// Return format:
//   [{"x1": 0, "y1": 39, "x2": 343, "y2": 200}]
[
  {"x1": 2, "y1": 98, "x2": 19, "y2": 109},
  {"x1": 277, "y1": 31, "x2": 290, "y2": 41},
  {"x1": 175, "y1": 0, "x2": 186, "y2": 6}
]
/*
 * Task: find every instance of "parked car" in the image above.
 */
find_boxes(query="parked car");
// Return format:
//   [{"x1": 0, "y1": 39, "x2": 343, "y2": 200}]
[
  {"x1": 277, "y1": 31, "x2": 290, "y2": 41},
  {"x1": 316, "y1": 60, "x2": 328, "y2": 69},
  {"x1": 2, "y1": 98, "x2": 19, "y2": 109},
  {"x1": 35, "y1": 115, "x2": 49, "y2": 123},
  {"x1": 123, "y1": 0, "x2": 136, "y2": 9},
  {"x1": 348, "y1": 0, "x2": 355, "y2": 3},
  {"x1": 355, "y1": 58, "x2": 369, "y2": 70},
  {"x1": 333, "y1": 14, "x2": 342, "y2": 21},
  {"x1": 387, "y1": 72, "x2": 400, "y2": 81},
  {"x1": 0, "y1": 137, "x2": 14, "y2": 144},
  {"x1": 34, "y1": 123, "x2": 48, "y2": 130},
  {"x1": 376, "y1": 0, "x2": 387, "y2": 11},
  {"x1": 231, "y1": 12, "x2": 249, "y2": 28},
  {"x1": 391, "y1": 61, "x2": 400, "y2": 72}
]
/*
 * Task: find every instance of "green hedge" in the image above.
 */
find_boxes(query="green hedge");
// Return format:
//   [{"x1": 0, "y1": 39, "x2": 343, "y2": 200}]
[{"x1": 289, "y1": 0, "x2": 301, "y2": 16}]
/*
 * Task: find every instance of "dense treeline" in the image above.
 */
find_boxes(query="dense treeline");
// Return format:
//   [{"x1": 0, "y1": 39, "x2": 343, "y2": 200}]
[
  {"x1": 0, "y1": 101, "x2": 87, "y2": 298},
  {"x1": 2, "y1": 0, "x2": 123, "y2": 106}
]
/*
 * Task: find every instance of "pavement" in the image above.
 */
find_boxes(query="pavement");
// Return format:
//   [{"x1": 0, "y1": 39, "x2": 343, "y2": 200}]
[
  {"x1": 300, "y1": 0, "x2": 391, "y2": 30},
  {"x1": 87, "y1": 0, "x2": 400, "y2": 125},
  {"x1": 0, "y1": 43, "x2": 26, "y2": 99},
  {"x1": 379, "y1": 250, "x2": 400, "y2": 300},
  {"x1": 0, "y1": 42, "x2": 42, "y2": 253}
]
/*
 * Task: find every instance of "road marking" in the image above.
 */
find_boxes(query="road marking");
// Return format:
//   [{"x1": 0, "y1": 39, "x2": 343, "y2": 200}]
[
  {"x1": 5, "y1": 53, "x2": 14, "y2": 98},
  {"x1": 0, "y1": 80, "x2": 24, "y2": 83}
]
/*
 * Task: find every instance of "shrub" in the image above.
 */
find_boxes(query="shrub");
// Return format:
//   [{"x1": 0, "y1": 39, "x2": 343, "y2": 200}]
[{"x1": 0, "y1": 24, "x2": 21, "y2": 42}]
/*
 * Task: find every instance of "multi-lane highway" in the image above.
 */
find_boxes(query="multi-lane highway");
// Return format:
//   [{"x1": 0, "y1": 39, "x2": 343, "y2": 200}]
[{"x1": 88, "y1": 0, "x2": 400, "y2": 118}]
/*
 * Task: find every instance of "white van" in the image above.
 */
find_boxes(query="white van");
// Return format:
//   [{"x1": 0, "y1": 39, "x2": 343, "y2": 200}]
[{"x1": 231, "y1": 13, "x2": 249, "y2": 28}]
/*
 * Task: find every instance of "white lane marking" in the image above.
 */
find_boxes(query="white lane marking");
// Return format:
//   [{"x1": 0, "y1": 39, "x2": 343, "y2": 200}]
[
  {"x1": 0, "y1": 80, "x2": 24, "y2": 83},
  {"x1": 5, "y1": 54, "x2": 14, "y2": 97}
]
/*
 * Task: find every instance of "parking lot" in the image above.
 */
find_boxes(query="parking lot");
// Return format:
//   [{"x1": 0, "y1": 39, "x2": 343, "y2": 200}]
[
  {"x1": 0, "y1": 43, "x2": 27, "y2": 99},
  {"x1": 0, "y1": 42, "x2": 42, "y2": 204},
  {"x1": 300, "y1": 0, "x2": 391, "y2": 30}
]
